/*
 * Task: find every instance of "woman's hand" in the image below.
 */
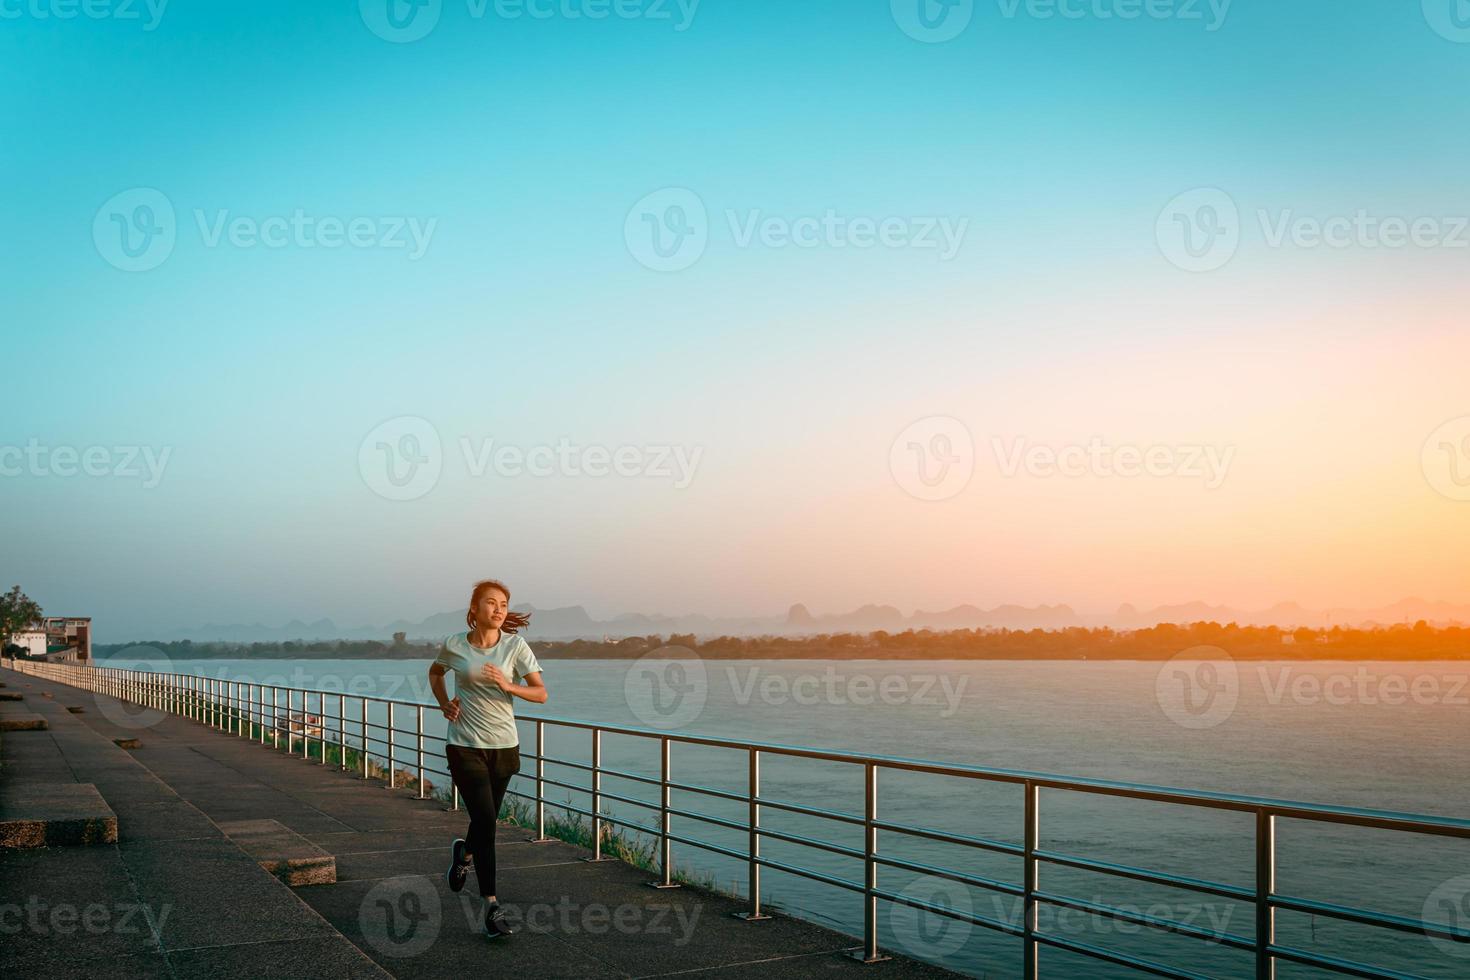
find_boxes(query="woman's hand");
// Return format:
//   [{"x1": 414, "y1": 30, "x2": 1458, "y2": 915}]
[
  {"x1": 482, "y1": 663, "x2": 513, "y2": 692},
  {"x1": 441, "y1": 697, "x2": 462, "y2": 722}
]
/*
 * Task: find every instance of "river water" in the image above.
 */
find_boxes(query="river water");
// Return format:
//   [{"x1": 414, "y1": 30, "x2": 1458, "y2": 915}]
[{"x1": 108, "y1": 654, "x2": 1469, "y2": 979}]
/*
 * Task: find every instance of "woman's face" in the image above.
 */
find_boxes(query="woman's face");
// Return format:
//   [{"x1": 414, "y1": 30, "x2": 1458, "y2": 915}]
[{"x1": 474, "y1": 588, "x2": 509, "y2": 629}]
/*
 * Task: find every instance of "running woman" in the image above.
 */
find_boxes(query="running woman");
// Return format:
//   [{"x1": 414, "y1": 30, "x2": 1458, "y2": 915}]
[{"x1": 428, "y1": 579, "x2": 547, "y2": 939}]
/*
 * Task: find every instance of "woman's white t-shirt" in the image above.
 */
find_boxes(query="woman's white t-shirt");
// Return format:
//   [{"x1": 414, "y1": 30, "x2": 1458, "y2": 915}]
[{"x1": 434, "y1": 631, "x2": 543, "y2": 749}]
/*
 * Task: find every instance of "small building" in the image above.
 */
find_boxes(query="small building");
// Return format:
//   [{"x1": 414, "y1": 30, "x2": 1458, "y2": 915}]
[
  {"x1": 10, "y1": 629, "x2": 48, "y2": 658},
  {"x1": 42, "y1": 616, "x2": 92, "y2": 661}
]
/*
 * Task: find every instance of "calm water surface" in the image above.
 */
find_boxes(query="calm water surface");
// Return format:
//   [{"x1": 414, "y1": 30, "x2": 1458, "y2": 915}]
[{"x1": 126, "y1": 656, "x2": 1468, "y2": 979}]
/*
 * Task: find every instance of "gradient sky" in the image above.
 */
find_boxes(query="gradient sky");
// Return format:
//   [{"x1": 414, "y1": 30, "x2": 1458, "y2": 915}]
[{"x1": 3, "y1": 1, "x2": 1469, "y2": 640}]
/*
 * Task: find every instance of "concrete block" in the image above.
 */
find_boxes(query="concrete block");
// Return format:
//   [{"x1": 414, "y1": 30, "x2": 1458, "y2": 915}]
[
  {"x1": 0, "y1": 783, "x2": 118, "y2": 848},
  {"x1": 219, "y1": 818, "x2": 337, "y2": 886}
]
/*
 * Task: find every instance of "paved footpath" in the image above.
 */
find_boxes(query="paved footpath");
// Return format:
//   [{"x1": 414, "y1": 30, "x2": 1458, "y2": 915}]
[{"x1": 0, "y1": 668, "x2": 960, "y2": 979}]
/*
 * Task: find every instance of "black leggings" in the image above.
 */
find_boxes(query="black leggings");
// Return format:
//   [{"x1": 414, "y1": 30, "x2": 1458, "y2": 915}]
[{"x1": 445, "y1": 744, "x2": 520, "y2": 897}]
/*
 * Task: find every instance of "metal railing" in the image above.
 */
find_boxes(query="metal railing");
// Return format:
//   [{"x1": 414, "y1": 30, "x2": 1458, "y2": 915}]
[{"x1": 6, "y1": 658, "x2": 1469, "y2": 979}]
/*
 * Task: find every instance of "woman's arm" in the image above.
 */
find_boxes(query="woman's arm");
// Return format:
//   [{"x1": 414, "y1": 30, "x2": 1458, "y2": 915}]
[
  {"x1": 429, "y1": 662, "x2": 461, "y2": 720},
  {"x1": 482, "y1": 665, "x2": 548, "y2": 705}
]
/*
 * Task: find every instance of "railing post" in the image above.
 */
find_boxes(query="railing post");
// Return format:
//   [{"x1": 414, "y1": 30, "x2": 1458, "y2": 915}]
[
  {"x1": 387, "y1": 702, "x2": 395, "y2": 788},
  {"x1": 338, "y1": 694, "x2": 346, "y2": 771},
  {"x1": 649, "y1": 735, "x2": 679, "y2": 889},
  {"x1": 1256, "y1": 809, "x2": 1277, "y2": 980},
  {"x1": 848, "y1": 761, "x2": 887, "y2": 961},
  {"x1": 736, "y1": 748, "x2": 770, "y2": 921},
  {"x1": 416, "y1": 705, "x2": 426, "y2": 798},
  {"x1": 583, "y1": 728, "x2": 613, "y2": 862},
  {"x1": 1023, "y1": 780, "x2": 1040, "y2": 980},
  {"x1": 526, "y1": 720, "x2": 551, "y2": 836},
  {"x1": 272, "y1": 687, "x2": 280, "y2": 748},
  {"x1": 360, "y1": 698, "x2": 369, "y2": 778}
]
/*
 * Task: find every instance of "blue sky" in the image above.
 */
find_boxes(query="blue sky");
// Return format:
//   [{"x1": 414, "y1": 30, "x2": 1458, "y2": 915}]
[{"x1": 4, "y1": 1, "x2": 1469, "y2": 639}]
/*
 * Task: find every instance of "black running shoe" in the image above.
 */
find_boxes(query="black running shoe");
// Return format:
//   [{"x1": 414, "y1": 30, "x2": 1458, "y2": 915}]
[
  {"x1": 445, "y1": 838, "x2": 469, "y2": 893},
  {"x1": 484, "y1": 902, "x2": 515, "y2": 939}
]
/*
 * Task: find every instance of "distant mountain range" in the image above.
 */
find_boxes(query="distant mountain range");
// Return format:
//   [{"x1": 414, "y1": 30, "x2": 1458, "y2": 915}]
[{"x1": 129, "y1": 598, "x2": 1470, "y2": 644}]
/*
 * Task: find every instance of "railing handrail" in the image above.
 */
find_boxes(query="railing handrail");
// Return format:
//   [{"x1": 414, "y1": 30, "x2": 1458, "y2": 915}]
[{"x1": 22, "y1": 658, "x2": 1465, "y2": 839}]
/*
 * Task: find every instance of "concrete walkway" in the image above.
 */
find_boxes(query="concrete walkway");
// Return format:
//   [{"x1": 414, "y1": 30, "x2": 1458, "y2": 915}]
[{"x1": 0, "y1": 668, "x2": 960, "y2": 979}]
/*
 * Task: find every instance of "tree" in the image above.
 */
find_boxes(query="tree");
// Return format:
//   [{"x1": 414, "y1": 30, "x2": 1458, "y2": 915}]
[{"x1": 0, "y1": 585, "x2": 43, "y2": 657}]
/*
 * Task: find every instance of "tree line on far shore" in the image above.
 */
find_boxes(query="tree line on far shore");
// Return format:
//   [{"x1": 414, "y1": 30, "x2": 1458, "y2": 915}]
[{"x1": 89, "y1": 620, "x2": 1470, "y2": 662}]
